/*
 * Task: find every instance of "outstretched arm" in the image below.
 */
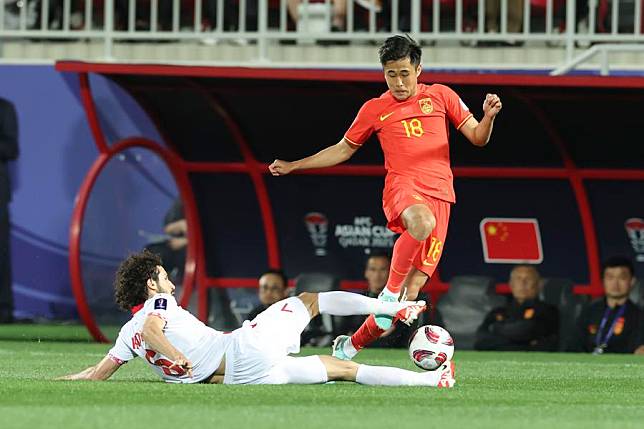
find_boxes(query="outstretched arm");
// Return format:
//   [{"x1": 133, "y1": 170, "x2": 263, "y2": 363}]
[
  {"x1": 269, "y1": 139, "x2": 357, "y2": 176},
  {"x1": 459, "y1": 93, "x2": 502, "y2": 147},
  {"x1": 57, "y1": 355, "x2": 121, "y2": 381},
  {"x1": 141, "y1": 314, "x2": 193, "y2": 377}
]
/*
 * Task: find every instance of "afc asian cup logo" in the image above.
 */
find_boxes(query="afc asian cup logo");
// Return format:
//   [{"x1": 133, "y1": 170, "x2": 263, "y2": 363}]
[
  {"x1": 304, "y1": 212, "x2": 329, "y2": 256},
  {"x1": 419, "y1": 98, "x2": 433, "y2": 114},
  {"x1": 625, "y1": 218, "x2": 644, "y2": 262}
]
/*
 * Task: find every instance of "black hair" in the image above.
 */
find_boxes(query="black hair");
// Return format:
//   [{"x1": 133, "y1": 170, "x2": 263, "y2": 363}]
[
  {"x1": 602, "y1": 256, "x2": 635, "y2": 277},
  {"x1": 367, "y1": 251, "x2": 391, "y2": 263},
  {"x1": 114, "y1": 250, "x2": 162, "y2": 311},
  {"x1": 259, "y1": 269, "x2": 288, "y2": 288},
  {"x1": 379, "y1": 35, "x2": 422, "y2": 67}
]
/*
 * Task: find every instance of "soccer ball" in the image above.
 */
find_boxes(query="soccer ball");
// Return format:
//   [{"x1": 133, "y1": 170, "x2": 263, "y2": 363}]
[{"x1": 408, "y1": 325, "x2": 454, "y2": 371}]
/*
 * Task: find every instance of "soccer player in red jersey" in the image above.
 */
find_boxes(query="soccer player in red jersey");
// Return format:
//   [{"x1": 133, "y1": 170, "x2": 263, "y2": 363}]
[{"x1": 269, "y1": 35, "x2": 502, "y2": 360}]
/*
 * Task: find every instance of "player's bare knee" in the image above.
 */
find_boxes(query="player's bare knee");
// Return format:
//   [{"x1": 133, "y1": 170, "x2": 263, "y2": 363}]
[
  {"x1": 408, "y1": 216, "x2": 434, "y2": 241},
  {"x1": 403, "y1": 207, "x2": 435, "y2": 241},
  {"x1": 320, "y1": 356, "x2": 358, "y2": 381},
  {"x1": 297, "y1": 292, "x2": 319, "y2": 318}
]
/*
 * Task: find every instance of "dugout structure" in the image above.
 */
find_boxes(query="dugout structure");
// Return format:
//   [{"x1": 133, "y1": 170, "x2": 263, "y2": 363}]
[{"x1": 56, "y1": 62, "x2": 644, "y2": 342}]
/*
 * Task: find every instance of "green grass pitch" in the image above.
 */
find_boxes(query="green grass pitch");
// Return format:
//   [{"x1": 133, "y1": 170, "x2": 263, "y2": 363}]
[{"x1": 1, "y1": 324, "x2": 643, "y2": 429}]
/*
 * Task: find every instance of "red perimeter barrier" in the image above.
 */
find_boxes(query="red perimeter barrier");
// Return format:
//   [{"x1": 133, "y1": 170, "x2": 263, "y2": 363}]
[{"x1": 58, "y1": 62, "x2": 643, "y2": 341}]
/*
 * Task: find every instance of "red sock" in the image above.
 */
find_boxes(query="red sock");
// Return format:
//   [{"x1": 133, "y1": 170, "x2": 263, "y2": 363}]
[
  {"x1": 350, "y1": 315, "x2": 384, "y2": 350},
  {"x1": 386, "y1": 231, "x2": 423, "y2": 294}
]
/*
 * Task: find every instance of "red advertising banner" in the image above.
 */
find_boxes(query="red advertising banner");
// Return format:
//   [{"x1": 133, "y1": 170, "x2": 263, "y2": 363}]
[{"x1": 480, "y1": 218, "x2": 543, "y2": 264}]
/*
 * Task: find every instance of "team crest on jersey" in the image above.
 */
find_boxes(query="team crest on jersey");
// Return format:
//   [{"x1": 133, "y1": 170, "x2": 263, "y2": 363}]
[
  {"x1": 419, "y1": 98, "x2": 433, "y2": 114},
  {"x1": 154, "y1": 298, "x2": 167, "y2": 310}
]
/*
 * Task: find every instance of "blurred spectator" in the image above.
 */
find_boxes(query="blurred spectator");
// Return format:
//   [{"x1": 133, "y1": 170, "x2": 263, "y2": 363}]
[
  {"x1": 115, "y1": 0, "x2": 174, "y2": 31},
  {"x1": 247, "y1": 269, "x2": 289, "y2": 321},
  {"x1": 44, "y1": 0, "x2": 84, "y2": 29},
  {"x1": 0, "y1": 98, "x2": 19, "y2": 324},
  {"x1": 474, "y1": 265, "x2": 559, "y2": 351},
  {"x1": 287, "y1": 0, "x2": 347, "y2": 31},
  {"x1": 571, "y1": 256, "x2": 642, "y2": 354},
  {"x1": 142, "y1": 198, "x2": 238, "y2": 330},
  {"x1": 485, "y1": 0, "x2": 524, "y2": 45},
  {"x1": 336, "y1": 252, "x2": 441, "y2": 348},
  {"x1": 4, "y1": 0, "x2": 38, "y2": 29},
  {"x1": 486, "y1": 0, "x2": 523, "y2": 33},
  {"x1": 144, "y1": 199, "x2": 187, "y2": 284}
]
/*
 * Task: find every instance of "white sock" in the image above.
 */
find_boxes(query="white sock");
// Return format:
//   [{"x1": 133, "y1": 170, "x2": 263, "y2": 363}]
[
  {"x1": 355, "y1": 364, "x2": 441, "y2": 386},
  {"x1": 318, "y1": 291, "x2": 402, "y2": 316}
]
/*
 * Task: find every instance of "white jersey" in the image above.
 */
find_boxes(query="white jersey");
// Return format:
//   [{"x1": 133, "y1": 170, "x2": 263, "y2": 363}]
[{"x1": 108, "y1": 293, "x2": 232, "y2": 383}]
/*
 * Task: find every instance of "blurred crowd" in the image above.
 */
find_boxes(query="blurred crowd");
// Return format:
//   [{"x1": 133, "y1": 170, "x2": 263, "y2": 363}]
[
  {"x1": 209, "y1": 252, "x2": 644, "y2": 355},
  {"x1": 3, "y1": 0, "x2": 641, "y2": 41}
]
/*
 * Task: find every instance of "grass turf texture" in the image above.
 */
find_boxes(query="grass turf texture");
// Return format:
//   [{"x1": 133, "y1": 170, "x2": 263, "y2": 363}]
[{"x1": 1, "y1": 324, "x2": 643, "y2": 429}]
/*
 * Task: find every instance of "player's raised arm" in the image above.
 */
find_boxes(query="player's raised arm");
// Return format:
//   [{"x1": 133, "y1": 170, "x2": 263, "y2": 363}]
[
  {"x1": 56, "y1": 355, "x2": 121, "y2": 381},
  {"x1": 269, "y1": 138, "x2": 358, "y2": 176},
  {"x1": 141, "y1": 313, "x2": 193, "y2": 377},
  {"x1": 459, "y1": 93, "x2": 502, "y2": 147}
]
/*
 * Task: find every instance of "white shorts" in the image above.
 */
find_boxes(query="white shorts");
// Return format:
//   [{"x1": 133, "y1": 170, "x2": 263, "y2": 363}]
[{"x1": 223, "y1": 297, "x2": 315, "y2": 385}]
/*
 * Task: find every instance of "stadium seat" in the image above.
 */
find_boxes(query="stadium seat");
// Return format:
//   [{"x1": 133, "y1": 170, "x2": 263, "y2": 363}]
[
  {"x1": 295, "y1": 272, "x2": 339, "y2": 346},
  {"x1": 628, "y1": 278, "x2": 643, "y2": 310},
  {"x1": 228, "y1": 288, "x2": 261, "y2": 326},
  {"x1": 540, "y1": 277, "x2": 588, "y2": 351},
  {"x1": 436, "y1": 276, "x2": 506, "y2": 350}
]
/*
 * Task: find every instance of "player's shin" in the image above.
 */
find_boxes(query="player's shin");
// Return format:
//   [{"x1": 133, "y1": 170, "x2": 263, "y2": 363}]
[
  {"x1": 355, "y1": 364, "x2": 442, "y2": 386},
  {"x1": 349, "y1": 315, "x2": 384, "y2": 351},
  {"x1": 386, "y1": 231, "x2": 423, "y2": 295}
]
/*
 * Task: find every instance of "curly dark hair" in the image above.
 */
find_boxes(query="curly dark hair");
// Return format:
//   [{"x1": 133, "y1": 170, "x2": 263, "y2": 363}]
[
  {"x1": 379, "y1": 35, "x2": 422, "y2": 67},
  {"x1": 114, "y1": 250, "x2": 162, "y2": 311}
]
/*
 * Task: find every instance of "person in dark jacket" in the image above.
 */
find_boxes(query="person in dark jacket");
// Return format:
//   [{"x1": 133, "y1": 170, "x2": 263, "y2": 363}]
[
  {"x1": 247, "y1": 269, "x2": 290, "y2": 322},
  {"x1": 0, "y1": 98, "x2": 19, "y2": 324},
  {"x1": 571, "y1": 256, "x2": 642, "y2": 354},
  {"x1": 475, "y1": 265, "x2": 559, "y2": 351}
]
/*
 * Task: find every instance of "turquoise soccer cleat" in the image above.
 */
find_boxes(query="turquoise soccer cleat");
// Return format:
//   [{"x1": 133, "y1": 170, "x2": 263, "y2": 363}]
[
  {"x1": 331, "y1": 335, "x2": 353, "y2": 361},
  {"x1": 374, "y1": 289, "x2": 399, "y2": 330}
]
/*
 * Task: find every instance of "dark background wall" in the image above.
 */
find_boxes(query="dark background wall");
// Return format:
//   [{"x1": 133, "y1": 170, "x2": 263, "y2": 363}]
[
  {"x1": 2, "y1": 65, "x2": 643, "y2": 321},
  {"x1": 108, "y1": 71, "x2": 644, "y2": 289}
]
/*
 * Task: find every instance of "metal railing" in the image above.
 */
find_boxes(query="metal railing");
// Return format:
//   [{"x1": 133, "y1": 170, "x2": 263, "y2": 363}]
[
  {"x1": 1, "y1": 0, "x2": 643, "y2": 71},
  {"x1": 551, "y1": 42, "x2": 644, "y2": 74}
]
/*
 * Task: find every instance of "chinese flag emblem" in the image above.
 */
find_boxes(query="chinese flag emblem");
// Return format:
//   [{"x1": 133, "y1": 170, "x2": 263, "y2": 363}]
[
  {"x1": 614, "y1": 317, "x2": 625, "y2": 335},
  {"x1": 523, "y1": 308, "x2": 535, "y2": 320},
  {"x1": 480, "y1": 218, "x2": 543, "y2": 264}
]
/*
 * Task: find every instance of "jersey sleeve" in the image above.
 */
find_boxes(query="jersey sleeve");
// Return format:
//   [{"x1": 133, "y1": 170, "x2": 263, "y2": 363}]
[
  {"x1": 439, "y1": 84, "x2": 473, "y2": 130},
  {"x1": 143, "y1": 293, "x2": 179, "y2": 323},
  {"x1": 344, "y1": 100, "x2": 377, "y2": 147},
  {"x1": 107, "y1": 325, "x2": 137, "y2": 365}
]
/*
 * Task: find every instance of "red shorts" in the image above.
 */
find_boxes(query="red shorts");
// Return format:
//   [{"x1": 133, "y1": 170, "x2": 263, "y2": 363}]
[{"x1": 383, "y1": 187, "x2": 451, "y2": 278}]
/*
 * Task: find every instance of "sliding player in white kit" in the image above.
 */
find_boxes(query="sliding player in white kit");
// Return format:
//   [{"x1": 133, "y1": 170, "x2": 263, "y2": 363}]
[{"x1": 59, "y1": 251, "x2": 454, "y2": 387}]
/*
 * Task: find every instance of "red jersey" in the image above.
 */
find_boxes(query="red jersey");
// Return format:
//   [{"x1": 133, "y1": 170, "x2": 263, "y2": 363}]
[{"x1": 344, "y1": 83, "x2": 472, "y2": 203}]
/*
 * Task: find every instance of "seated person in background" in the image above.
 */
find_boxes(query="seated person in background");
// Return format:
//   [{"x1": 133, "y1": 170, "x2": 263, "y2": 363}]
[
  {"x1": 571, "y1": 256, "x2": 642, "y2": 354},
  {"x1": 475, "y1": 265, "x2": 559, "y2": 351},
  {"x1": 337, "y1": 252, "x2": 441, "y2": 348},
  {"x1": 486, "y1": 0, "x2": 524, "y2": 34},
  {"x1": 144, "y1": 199, "x2": 187, "y2": 284},
  {"x1": 247, "y1": 270, "x2": 289, "y2": 322},
  {"x1": 286, "y1": 0, "x2": 347, "y2": 31}
]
